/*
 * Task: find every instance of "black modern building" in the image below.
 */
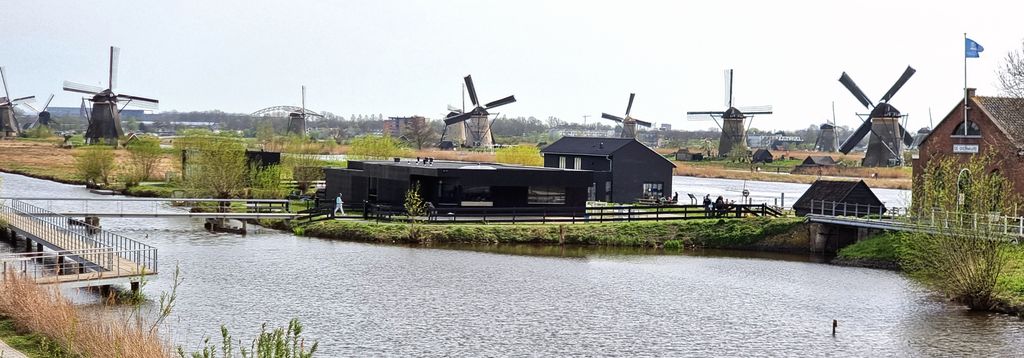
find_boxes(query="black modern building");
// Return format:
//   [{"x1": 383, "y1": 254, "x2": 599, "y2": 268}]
[
  {"x1": 324, "y1": 159, "x2": 593, "y2": 208},
  {"x1": 540, "y1": 137, "x2": 675, "y2": 203}
]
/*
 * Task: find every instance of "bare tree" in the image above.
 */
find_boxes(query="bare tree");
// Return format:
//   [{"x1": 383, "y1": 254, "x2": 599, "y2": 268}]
[
  {"x1": 998, "y1": 41, "x2": 1024, "y2": 98},
  {"x1": 403, "y1": 118, "x2": 436, "y2": 150}
]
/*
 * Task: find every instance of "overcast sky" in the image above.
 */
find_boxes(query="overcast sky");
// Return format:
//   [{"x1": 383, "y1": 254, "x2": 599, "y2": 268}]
[{"x1": 2, "y1": 0, "x2": 1022, "y2": 131}]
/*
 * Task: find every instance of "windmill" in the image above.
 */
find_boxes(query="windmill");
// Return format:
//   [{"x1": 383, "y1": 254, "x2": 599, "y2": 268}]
[
  {"x1": 836, "y1": 66, "x2": 916, "y2": 167},
  {"x1": 21, "y1": 94, "x2": 55, "y2": 130},
  {"x1": 286, "y1": 85, "x2": 324, "y2": 135},
  {"x1": 0, "y1": 66, "x2": 37, "y2": 138},
  {"x1": 63, "y1": 46, "x2": 159, "y2": 145},
  {"x1": 815, "y1": 123, "x2": 838, "y2": 152},
  {"x1": 601, "y1": 93, "x2": 652, "y2": 139},
  {"x1": 687, "y1": 69, "x2": 773, "y2": 157},
  {"x1": 442, "y1": 75, "x2": 515, "y2": 148}
]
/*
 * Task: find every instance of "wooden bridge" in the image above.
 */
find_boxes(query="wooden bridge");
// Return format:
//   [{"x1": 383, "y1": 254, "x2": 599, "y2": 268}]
[{"x1": 0, "y1": 199, "x2": 157, "y2": 289}]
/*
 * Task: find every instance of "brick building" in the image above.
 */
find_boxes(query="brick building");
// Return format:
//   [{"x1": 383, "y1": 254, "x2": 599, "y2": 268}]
[{"x1": 913, "y1": 88, "x2": 1024, "y2": 193}]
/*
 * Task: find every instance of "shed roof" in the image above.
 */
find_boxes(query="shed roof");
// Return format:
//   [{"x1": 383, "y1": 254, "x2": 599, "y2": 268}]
[
  {"x1": 792, "y1": 180, "x2": 884, "y2": 213},
  {"x1": 801, "y1": 156, "x2": 837, "y2": 166}
]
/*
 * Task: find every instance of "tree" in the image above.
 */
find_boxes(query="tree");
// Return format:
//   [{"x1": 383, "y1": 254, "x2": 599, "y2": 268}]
[
  {"x1": 348, "y1": 135, "x2": 409, "y2": 159},
  {"x1": 402, "y1": 118, "x2": 436, "y2": 149},
  {"x1": 495, "y1": 146, "x2": 543, "y2": 166},
  {"x1": 998, "y1": 41, "x2": 1024, "y2": 98},
  {"x1": 404, "y1": 182, "x2": 427, "y2": 241},
  {"x1": 124, "y1": 136, "x2": 164, "y2": 186},
  {"x1": 75, "y1": 146, "x2": 116, "y2": 186},
  {"x1": 903, "y1": 151, "x2": 1018, "y2": 310},
  {"x1": 255, "y1": 119, "x2": 276, "y2": 145},
  {"x1": 178, "y1": 133, "x2": 249, "y2": 199}
]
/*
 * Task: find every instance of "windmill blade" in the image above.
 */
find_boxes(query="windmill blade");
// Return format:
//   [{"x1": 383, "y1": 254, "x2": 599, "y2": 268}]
[
  {"x1": 724, "y1": 69, "x2": 734, "y2": 107},
  {"x1": 109, "y1": 46, "x2": 120, "y2": 90},
  {"x1": 63, "y1": 81, "x2": 105, "y2": 95},
  {"x1": 686, "y1": 113, "x2": 718, "y2": 121},
  {"x1": 625, "y1": 93, "x2": 636, "y2": 116},
  {"x1": 463, "y1": 75, "x2": 479, "y2": 107},
  {"x1": 444, "y1": 112, "x2": 473, "y2": 125},
  {"x1": 10, "y1": 96, "x2": 35, "y2": 105},
  {"x1": 880, "y1": 66, "x2": 916, "y2": 103},
  {"x1": 117, "y1": 94, "x2": 159, "y2": 110},
  {"x1": 484, "y1": 95, "x2": 516, "y2": 109},
  {"x1": 301, "y1": 85, "x2": 306, "y2": 115},
  {"x1": 305, "y1": 112, "x2": 325, "y2": 118},
  {"x1": 447, "y1": 104, "x2": 462, "y2": 113},
  {"x1": 20, "y1": 102, "x2": 40, "y2": 113},
  {"x1": 839, "y1": 120, "x2": 872, "y2": 154},
  {"x1": 838, "y1": 72, "x2": 874, "y2": 109},
  {"x1": 634, "y1": 119, "x2": 653, "y2": 127},
  {"x1": 0, "y1": 66, "x2": 9, "y2": 102},
  {"x1": 42, "y1": 94, "x2": 54, "y2": 111},
  {"x1": 900, "y1": 123, "x2": 914, "y2": 146},
  {"x1": 601, "y1": 113, "x2": 624, "y2": 123},
  {"x1": 738, "y1": 105, "x2": 773, "y2": 113}
]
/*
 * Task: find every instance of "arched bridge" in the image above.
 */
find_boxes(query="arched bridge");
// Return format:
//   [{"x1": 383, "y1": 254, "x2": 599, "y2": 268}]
[{"x1": 251, "y1": 106, "x2": 325, "y2": 118}]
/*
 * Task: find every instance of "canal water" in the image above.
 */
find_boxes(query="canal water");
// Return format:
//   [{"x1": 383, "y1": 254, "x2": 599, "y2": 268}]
[
  {"x1": 672, "y1": 176, "x2": 910, "y2": 208},
  {"x1": 2, "y1": 173, "x2": 1021, "y2": 356}
]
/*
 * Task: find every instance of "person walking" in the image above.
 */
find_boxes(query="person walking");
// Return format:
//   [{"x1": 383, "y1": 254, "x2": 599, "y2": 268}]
[
  {"x1": 334, "y1": 194, "x2": 345, "y2": 217},
  {"x1": 703, "y1": 195, "x2": 712, "y2": 216}
]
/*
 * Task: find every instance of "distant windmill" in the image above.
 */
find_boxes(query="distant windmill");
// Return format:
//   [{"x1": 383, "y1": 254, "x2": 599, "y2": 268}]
[
  {"x1": 601, "y1": 93, "x2": 652, "y2": 139},
  {"x1": 0, "y1": 66, "x2": 37, "y2": 137},
  {"x1": 286, "y1": 85, "x2": 324, "y2": 135},
  {"x1": 837, "y1": 66, "x2": 916, "y2": 167},
  {"x1": 63, "y1": 46, "x2": 159, "y2": 145},
  {"x1": 687, "y1": 69, "x2": 773, "y2": 157},
  {"x1": 443, "y1": 75, "x2": 516, "y2": 148},
  {"x1": 22, "y1": 94, "x2": 55, "y2": 130},
  {"x1": 815, "y1": 123, "x2": 837, "y2": 152}
]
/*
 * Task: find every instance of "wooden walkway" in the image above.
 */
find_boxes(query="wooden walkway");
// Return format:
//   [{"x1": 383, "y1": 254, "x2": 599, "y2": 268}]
[{"x1": 0, "y1": 199, "x2": 156, "y2": 287}]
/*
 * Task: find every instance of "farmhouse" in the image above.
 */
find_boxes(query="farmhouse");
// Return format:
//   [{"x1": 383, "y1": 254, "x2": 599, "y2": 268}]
[
  {"x1": 913, "y1": 89, "x2": 1024, "y2": 193},
  {"x1": 540, "y1": 137, "x2": 675, "y2": 203},
  {"x1": 324, "y1": 159, "x2": 593, "y2": 209}
]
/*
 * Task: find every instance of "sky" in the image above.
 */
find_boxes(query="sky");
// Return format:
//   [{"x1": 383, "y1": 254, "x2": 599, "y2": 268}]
[{"x1": 2, "y1": 0, "x2": 1022, "y2": 131}]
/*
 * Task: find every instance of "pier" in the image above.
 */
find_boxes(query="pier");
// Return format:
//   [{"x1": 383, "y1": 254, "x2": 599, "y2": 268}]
[{"x1": 0, "y1": 199, "x2": 157, "y2": 290}]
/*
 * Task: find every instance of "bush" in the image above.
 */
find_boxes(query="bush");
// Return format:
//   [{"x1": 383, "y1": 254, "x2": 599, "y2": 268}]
[
  {"x1": 124, "y1": 136, "x2": 164, "y2": 186},
  {"x1": 75, "y1": 145, "x2": 116, "y2": 185}
]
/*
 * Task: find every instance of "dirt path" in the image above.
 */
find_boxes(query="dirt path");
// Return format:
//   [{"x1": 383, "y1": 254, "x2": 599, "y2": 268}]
[{"x1": 0, "y1": 339, "x2": 28, "y2": 358}]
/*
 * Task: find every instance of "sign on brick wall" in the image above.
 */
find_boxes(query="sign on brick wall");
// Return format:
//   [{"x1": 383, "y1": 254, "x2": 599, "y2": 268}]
[{"x1": 953, "y1": 144, "x2": 979, "y2": 153}]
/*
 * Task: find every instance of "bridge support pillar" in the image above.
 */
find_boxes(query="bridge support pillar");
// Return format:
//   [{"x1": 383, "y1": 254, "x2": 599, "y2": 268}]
[
  {"x1": 36, "y1": 243, "x2": 42, "y2": 252},
  {"x1": 809, "y1": 223, "x2": 831, "y2": 253},
  {"x1": 85, "y1": 216, "x2": 100, "y2": 234},
  {"x1": 57, "y1": 256, "x2": 64, "y2": 275},
  {"x1": 25, "y1": 236, "x2": 32, "y2": 251}
]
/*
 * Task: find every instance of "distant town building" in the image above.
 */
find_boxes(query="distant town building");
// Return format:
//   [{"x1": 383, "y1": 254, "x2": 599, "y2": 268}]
[
  {"x1": 914, "y1": 88, "x2": 1024, "y2": 193},
  {"x1": 660, "y1": 123, "x2": 672, "y2": 131},
  {"x1": 384, "y1": 116, "x2": 426, "y2": 137},
  {"x1": 540, "y1": 137, "x2": 675, "y2": 203}
]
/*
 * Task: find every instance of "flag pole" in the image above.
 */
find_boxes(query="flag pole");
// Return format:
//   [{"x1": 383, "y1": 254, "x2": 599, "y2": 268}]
[{"x1": 964, "y1": 32, "x2": 969, "y2": 136}]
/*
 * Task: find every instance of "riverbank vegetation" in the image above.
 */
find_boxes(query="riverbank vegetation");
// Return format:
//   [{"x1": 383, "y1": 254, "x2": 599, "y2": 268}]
[
  {"x1": 0, "y1": 270, "x2": 319, "y2": 357},
  {"x1": 300, "y1": 217, "x2": 805, "y2": 249},
  {"x1": 837, "y1": 153, "x2": 1024, "y2": 314}
]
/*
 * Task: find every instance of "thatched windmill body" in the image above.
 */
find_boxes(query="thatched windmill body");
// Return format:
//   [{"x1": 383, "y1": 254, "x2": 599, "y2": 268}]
[
  {"x1": 601, "y1": 93, "x2": 652, "y2": 139},
  {"x1": 63, "y1": 46, "x2": 159, "y2": 145},
  {"x1": 0, "y1": 66, "x2": 37, "y2": 138},
  {"x1": 687, "y1": 69, "x2": 773, "y2": 157},
  {"x1": 442, "y1": 75, "x2": 516, "y2": 148},
  {"x1": 837, "y1": 66, "x2": 916, "y2": 167}
]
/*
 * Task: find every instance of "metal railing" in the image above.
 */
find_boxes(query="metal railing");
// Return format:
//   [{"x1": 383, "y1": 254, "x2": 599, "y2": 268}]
[
  {"x1": 0, "y1": 199, "x2": 157, "y2": 282},
  {"x1": 359, "y1": 202, "x2": 784, "y2": 224},
  {"x1": 0, "y1": 197, "x2": 291, "y2": 216},
  {"x1": 1, "y1": 248, "x2": 153, "y2": 282},
  {"x1": 807, "y1": 199, "x2": 1024, "y2": 238}
]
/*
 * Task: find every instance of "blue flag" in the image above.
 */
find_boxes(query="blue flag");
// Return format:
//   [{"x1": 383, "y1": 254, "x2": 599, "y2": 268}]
[{"x1": 966, "y1": 38, "x2": 984, "y2": 58}]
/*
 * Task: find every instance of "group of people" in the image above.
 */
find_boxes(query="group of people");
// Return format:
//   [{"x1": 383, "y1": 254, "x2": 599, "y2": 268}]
[{"x1": 702, "y1": 194, "x2": 734, "y2": 217}]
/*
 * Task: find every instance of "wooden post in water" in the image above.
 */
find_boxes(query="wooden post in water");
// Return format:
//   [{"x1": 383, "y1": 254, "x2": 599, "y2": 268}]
[
  {"x1": 832, "y1": 320, "x2": 837, "y2": 336},
  {"x1": 130, "y1": 281, "x2": 140, "y2": 296}
]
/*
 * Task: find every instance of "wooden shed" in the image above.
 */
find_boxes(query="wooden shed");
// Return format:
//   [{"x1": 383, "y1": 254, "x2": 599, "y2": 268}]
[
  {"x1": 792, "y1": 180, "x2": 886, "y2": 216},
  {"x1": 752, "y1": 148, "x2": 774, "y2": 163}
]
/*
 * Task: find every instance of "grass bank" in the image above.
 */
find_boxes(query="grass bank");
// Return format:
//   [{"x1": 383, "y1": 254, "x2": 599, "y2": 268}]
[
  {"x1": 300, "y1": 217, "x2": 807, "y2": 250},
  {"x1": 836, "y1": 233, "x2": 1024, "y2": 314}
]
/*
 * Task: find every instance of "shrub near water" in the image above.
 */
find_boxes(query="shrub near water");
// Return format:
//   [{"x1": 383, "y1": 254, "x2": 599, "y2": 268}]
[{"x1": 301, "y1": 217, "x2": 804, "y2": 247}]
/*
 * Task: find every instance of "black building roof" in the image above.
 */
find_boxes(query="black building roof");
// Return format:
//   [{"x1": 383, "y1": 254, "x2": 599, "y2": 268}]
[
  {"x1": 800, "y1": 156, "x2": 837, "y2": 166},
  {"x1": 792, "y1": 180, "x2": 885, "y2": 215},
  {"x1": 540, "y1": 137, "x2": 636, "y2": 156},
  {"x1": 540, "y1": 137, "x2": 676, "y2": 166}
]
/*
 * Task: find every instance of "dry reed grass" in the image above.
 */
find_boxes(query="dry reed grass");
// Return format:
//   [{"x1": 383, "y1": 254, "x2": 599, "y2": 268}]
[{"x1": 0, "y1": 273, "x2": 170, "y2": 357}]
